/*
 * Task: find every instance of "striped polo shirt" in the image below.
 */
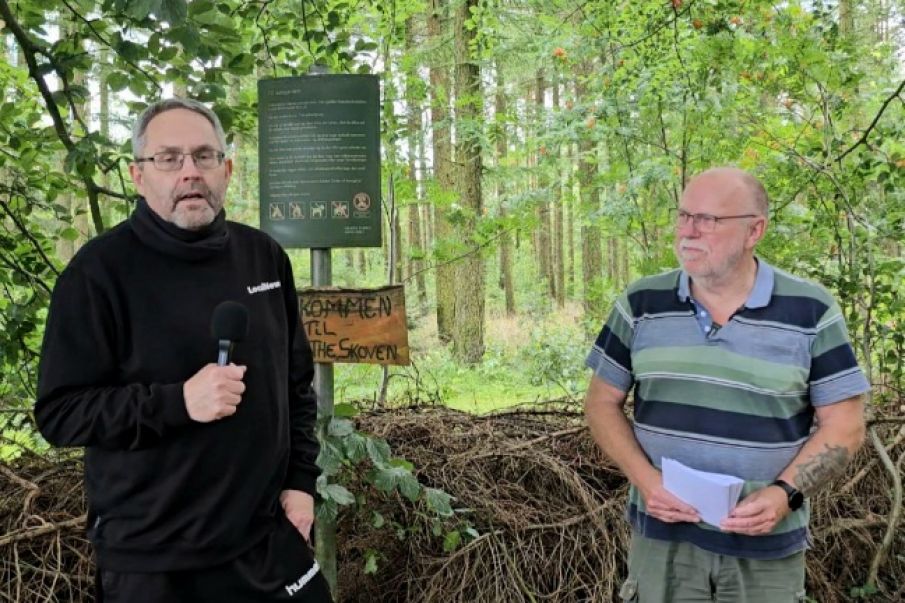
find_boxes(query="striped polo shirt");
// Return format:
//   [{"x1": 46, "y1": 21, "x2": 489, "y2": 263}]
[{"x1": 586, "y1": 258, "x2": 870, "y2": 559}]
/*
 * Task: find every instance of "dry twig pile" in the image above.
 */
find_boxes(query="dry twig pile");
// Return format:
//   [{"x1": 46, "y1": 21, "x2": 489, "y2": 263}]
[
  {"x1": 0, "y1": 407, "x2": 902, "y2": 602},
  {"x1": 338, "y1": 407, "x2": 905, "y2": 603},
  {"x1": 0, "y1": 449, "x2": 90, "y2": 602}
]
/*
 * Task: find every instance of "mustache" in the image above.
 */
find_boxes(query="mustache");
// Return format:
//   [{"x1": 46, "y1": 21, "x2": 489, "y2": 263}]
[
  {"x1": 677, "y1": 239, "x2": 707, "y2": 252},
  {"x1": 171, "y1": 182, "x2": 216, "y2": 210}
]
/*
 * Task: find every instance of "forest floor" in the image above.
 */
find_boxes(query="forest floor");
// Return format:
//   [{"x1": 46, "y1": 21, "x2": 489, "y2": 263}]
[{"x1": 334, "y1": 302, "x2": 590, "y2": 413}]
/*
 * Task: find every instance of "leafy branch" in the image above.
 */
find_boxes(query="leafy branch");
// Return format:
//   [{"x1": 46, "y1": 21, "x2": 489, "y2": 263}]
[
  {"x1": 836, "y1": 79, "x2": 905, "y2": 163},
  {"x1": 0, "y1": 0, "x2": 107, "y2": 234}
]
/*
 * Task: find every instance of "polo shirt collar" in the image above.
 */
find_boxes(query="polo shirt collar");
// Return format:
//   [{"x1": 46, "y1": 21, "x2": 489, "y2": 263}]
[{"x1": 677, "y1": 257, "x2": 775, "y2": 309}]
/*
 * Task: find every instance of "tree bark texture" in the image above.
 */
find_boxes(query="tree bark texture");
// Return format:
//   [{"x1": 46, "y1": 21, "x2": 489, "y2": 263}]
[
  {"x1": 495, "y1": 64, "x2": 515, "y2": 316},
  {"x1": 533, "y1": 71, "x2": 552, "y2": 304},
  {"x1": 552, "y1": 80, "x2": 565, "y2": 307},
  {"x1": 451, "y1": 0, "x2": 485, "y2": 363},
  {"x1": 429, "y1": 0, "x2": 456, "y2": 343}
]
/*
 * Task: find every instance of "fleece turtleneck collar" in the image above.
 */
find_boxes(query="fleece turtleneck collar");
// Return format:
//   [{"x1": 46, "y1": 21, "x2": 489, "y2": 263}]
[{"x1": 129, "y1": 197, "x2": 229, "y2": 262}]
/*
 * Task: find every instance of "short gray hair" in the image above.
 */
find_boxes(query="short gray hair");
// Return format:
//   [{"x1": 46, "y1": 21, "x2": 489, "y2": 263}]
[
  {"x1": 131, "y1": 97, "x2": 228, "y2": 157},
  {"x1": 692, "y1": 167, "x2": 770, "y2": 216}
]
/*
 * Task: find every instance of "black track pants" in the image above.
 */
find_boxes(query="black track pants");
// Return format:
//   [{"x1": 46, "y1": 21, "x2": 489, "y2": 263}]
[{"x1": 96, "y1": 516, "x2": 333, "y2": 603}]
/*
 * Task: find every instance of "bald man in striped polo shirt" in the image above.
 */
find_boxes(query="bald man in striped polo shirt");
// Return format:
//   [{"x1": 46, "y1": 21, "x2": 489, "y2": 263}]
[{"x1": 585, "y1": 167, "x2": 868, "y2": 602}]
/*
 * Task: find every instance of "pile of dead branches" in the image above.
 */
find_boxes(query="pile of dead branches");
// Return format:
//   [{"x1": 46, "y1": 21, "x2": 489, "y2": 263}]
[
  {"x1": 337, "y1": 407, "x2": 905, "y2": 603},
  {"x1": 0, "y1": 449, "x2": 90, "y2": 602},
  {"x1": 0, "y1": 407, "x2": 902, "y2": 602}
]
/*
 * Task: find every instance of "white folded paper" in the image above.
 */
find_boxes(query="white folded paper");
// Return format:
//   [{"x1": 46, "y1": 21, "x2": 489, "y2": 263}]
[{"x1": 661, "y1": 458, "x2": 745, "y2": 527}]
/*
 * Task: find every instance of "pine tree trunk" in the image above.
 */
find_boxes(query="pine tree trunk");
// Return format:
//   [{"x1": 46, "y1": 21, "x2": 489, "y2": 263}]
[
  {"x1": 533, "y1": 72, "x2": 552, "y2": 303},
  {"x1": 405, "y1": 17, "x2": 428, "y2": 313},
  {"x1": 577, "y1": 68, "x2": 602, "y2": 314},
  {"x1": 429, "y1": 0, "x2": 456, "y2": 343},
  {"x1": 451, "y1": 0, "x2": 484, "y2": 363},
  {"x1": 567, "y1": 142, "x2": 576, "y2": 298},
  {"x1": 552, "y1": 79, "x2": 565, "y2": 307},
  {"x1": 495, "y1": 64, "x2": 515, "y2": 315}
]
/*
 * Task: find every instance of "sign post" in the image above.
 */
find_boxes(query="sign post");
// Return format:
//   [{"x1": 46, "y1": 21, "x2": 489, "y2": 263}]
[
  {"x1": 258, "y1": 74, "x2": 383, "y2": 597},
  {"x1": 310, "y1": 248, "x2": 335, "y2": 589}
]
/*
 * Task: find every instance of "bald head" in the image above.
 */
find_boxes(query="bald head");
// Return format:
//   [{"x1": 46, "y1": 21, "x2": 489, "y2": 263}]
[{"x1": 685, "y1": 167, "x2": 769, "y2": 217}]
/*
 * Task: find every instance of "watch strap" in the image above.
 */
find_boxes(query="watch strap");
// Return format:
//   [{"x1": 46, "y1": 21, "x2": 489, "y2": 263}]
[{"x1": 771, "y1": 479, "x2": 803, "y2": 510}]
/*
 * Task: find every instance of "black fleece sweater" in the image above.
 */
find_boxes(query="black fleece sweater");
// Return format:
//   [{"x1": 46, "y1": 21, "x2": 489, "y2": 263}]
[{"x1": 35, "y1": 199, "x2": 320, "y2": 572}]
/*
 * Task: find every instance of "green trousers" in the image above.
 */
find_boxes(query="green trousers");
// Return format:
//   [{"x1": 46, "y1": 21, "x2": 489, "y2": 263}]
[{"x1": 620, "y1": 533, "x2": 807, "y2": 603}]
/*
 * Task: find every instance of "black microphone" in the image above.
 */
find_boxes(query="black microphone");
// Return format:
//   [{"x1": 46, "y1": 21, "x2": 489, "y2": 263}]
[{"x1": 211, "y1": 301, "x2": 249, "y2": 366}]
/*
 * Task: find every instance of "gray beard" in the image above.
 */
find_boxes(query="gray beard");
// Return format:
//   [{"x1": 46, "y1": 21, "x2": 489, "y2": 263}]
[{"x1": 170, "y1": 203, "x2": 217, "y2": 230}]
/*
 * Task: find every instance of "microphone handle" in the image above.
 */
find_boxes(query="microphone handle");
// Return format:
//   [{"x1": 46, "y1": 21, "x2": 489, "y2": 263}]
[{"x1": 217, "y1": 339, "x2": 233, "y2": 366}]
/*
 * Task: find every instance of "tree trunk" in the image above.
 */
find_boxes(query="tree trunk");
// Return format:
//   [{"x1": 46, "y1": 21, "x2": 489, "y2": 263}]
[
  {"x1": 533, "y1": 71, "x2": 552, "y2": 303},
  {"x1": 357, "y1": 250, "x2": 368, "y2": 275},
  {"x1": 567, "y1": 141, "x2": 576, "y2": 298},
  {"x1": 405, "y1": 17, "x2": 428, "y2": 313},
  {"x1": 451, "y1": 0, "x2": 484, "y2": 363},
  {"x1": 552, "y1": 79, "x2": 565, "y2": 307},
  {"x1": 577, "y1": 67, "x2": 602, "y2": 315},
  {"x1": 495, "y1": 63, "x2": 515, "y2": 315},
  {"x1": 839, "y1": 0, "x2": 854, "y2": 36},
  {"x1": 429, "y1": 0, "x2": 456, "y2": 343}
]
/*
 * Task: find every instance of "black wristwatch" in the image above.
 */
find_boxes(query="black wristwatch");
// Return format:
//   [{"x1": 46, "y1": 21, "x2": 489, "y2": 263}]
[{"x1": 771, "y1": 479, "x2": 804, "y2": 511}]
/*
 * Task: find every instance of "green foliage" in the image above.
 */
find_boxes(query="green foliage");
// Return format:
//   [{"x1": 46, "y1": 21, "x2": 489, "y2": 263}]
[
  {"x1": 316, "y1": 413, "x2": 475, "y2": 572},
  {"x1": 518, "y1": 322, "x2": 588, "y2": 397},
  {"x1": 849, "y1": 582, "x2": 879, "y2": 599}
]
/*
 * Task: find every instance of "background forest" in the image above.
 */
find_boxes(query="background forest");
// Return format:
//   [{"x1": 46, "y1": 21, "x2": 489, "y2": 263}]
[{"x1": 0, "y1": 0, "x2": 903, "y2": 601}]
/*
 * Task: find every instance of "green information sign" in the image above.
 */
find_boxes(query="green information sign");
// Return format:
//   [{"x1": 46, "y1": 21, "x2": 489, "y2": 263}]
[{"x1": 258, "y1": 75, "x2": 381, "y2": 248}]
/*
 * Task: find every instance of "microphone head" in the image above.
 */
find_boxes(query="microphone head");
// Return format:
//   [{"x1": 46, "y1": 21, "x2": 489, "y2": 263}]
[{"x1": 211, "y1": 301, "x2": 249, "y2": 342}]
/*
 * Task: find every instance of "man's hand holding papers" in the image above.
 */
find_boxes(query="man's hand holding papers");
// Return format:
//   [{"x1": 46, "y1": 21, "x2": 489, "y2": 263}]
[{"x1": 661, "y1": 458, "x2": 745, "y2": 527}]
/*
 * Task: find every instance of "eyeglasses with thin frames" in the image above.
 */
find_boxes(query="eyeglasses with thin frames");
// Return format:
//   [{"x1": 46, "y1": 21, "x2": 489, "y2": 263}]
[
  {"x1": 674, "y1": 209, "x2": 759, "y2": 233},
  {"x1": 134, "y1": 150, "x2": 226, "y2": 172}
]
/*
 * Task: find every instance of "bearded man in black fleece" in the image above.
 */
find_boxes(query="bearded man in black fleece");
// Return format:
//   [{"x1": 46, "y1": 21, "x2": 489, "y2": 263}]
[{"x1": 35, "y1": 98, "x2": 333, "y2": 602}]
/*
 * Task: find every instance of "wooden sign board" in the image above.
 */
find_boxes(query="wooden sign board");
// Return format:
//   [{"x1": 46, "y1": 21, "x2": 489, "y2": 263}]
[{"x1": 298, "y1": 285, "x2": 410, "y2": 365}]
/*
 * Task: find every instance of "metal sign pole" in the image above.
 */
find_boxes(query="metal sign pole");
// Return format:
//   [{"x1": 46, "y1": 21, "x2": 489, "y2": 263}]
[{"x1": 311, "y1": 247, "x2": 336, "y2": 595}]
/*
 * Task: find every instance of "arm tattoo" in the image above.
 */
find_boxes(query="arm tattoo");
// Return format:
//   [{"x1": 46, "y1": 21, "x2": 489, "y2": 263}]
[{"x1": 795, "y1": 444, "x2": 851, "y2": 497}]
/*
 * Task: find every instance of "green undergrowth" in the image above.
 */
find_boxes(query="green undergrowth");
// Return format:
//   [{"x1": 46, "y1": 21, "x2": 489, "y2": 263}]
[{"x1": 333, "y1": 312, "x2": 592, "y2": 413}]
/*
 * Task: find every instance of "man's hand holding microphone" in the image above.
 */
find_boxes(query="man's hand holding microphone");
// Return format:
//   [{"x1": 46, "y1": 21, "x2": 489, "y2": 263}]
[{"x1": 185, "y1": 301, "x2": 249, "y2": 423}]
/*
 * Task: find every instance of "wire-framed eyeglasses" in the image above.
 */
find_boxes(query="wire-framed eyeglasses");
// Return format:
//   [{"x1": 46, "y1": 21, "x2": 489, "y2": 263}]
[
  {"x1": 674, "y1": 209, "x2": 759, "y2": 233},
  {"x1": 134, "y1": 149, "x2": 226, "y2": 171}
]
